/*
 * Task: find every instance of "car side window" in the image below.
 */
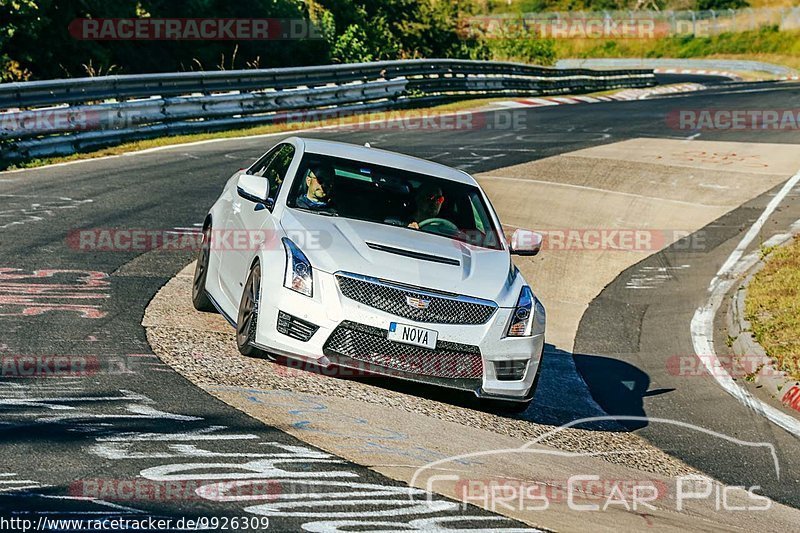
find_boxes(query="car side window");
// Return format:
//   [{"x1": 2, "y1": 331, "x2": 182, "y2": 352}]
[
  {"x1": 246, "y1": 144, "x2": 295, "y2": 209},
  {"x1": 264, "y1": 144, "x2": 295, "y2": 201},
  {"x1": 248, "y1": 149, "x2": 278, "y2": 178}
]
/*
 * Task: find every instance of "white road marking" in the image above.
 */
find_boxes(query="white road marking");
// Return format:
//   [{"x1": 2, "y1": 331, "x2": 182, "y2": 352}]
[
  {"x1": 626, "y1": 265, "x2": 691, "y2": 290},
  {"x1": 0, "y1": 195, "x2": 94, "y2": 230},
  {"x1": 0, "y1": 472, "x2": 50, "y2": 493},
  {"x1": 0, "y1": 484, "x2": 47, "y2": 493},
  {"x1": 690, "y1": 170, "x2": 800, "y2": 438}
]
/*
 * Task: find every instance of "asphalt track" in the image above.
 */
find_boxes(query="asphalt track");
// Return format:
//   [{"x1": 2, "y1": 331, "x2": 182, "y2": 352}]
[
  {"x1": 654, "y1": 73, "x2": 733, "y2": 85},
  {"x1": 1, "y1": 77, "x2": 800, "y2": 527}
]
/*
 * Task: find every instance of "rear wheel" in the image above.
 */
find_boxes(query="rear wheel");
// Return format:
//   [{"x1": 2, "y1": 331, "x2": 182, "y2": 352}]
[
  {"x1": 237, "y1": 262, "x2": 267, "y2": 357},
  {"x1": 192, "y1": 223, "x2": 215, "y2": 312}
]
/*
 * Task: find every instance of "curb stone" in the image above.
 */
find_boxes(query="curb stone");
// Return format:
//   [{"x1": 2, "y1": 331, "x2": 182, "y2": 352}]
[
  {"x1": 557, "y1": 58, "x2": 797, "y2": 78},
  {"x1": 493, "y1": 82, "x2": 707, "y2": 110},
  {"x1": 653, "y1": 67, "x2": 742, "y2": 81},
  {"x1": 727, "y1": 245, "x2": 800, "y2": 415}
]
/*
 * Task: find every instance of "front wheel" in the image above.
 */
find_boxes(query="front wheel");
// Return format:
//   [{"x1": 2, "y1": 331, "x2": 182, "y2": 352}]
[
  {"x1": 236, "y1": 262, "x2": 267, "y2": 358},
  {"x1": 192, "y1": 224, "x2": 215, "y2": 312}
]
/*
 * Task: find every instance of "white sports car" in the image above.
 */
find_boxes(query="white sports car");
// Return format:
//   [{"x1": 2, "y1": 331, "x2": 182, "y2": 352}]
[{"x1": 193, "y1": 137, "x2": 545, "y2": 410}]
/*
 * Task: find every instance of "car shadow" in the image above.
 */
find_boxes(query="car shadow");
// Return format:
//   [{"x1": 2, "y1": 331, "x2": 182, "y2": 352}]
[
  {"x1": 572, "y1": 351, "x2": 674, "y2": 431},
  {"x1": 267, "y1": 343, "x2": 665, "y2": 432}
]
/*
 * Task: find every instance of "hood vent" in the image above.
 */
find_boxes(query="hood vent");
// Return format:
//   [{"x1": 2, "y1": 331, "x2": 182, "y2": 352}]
[{"x1": 366, "y1": 242, "x2": 460, "y2": 266}]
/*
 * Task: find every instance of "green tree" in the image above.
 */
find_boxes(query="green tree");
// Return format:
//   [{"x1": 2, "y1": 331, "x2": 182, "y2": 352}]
[
  {"x1": 0, "y1": 0, "x2": 330, "y2": 80},
  {"x1": 1, "y1": 0, "x2": 533, "y2": 81}
]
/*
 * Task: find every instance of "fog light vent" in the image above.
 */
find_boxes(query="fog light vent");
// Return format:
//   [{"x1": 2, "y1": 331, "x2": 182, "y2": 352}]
[
  {"x1": 277, "y1": 311, "x2": 319, "y2": 342},
  {"x1": 494, "y1": 360, "x2": 527, "y2": 381}
]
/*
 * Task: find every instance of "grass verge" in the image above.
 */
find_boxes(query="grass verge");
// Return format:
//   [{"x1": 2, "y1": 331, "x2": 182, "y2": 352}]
[
  {"x1": 745, "y1": 235, "x2": 800, "y2": 380},
  {"x1": 554, "y1": 26, "x2": 800, "y2": 73}
]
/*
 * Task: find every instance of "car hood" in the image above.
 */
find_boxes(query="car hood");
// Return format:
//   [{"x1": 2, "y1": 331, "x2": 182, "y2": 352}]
[{"x1": 279, "y1": 209, "x2": 517, "y2": 304}]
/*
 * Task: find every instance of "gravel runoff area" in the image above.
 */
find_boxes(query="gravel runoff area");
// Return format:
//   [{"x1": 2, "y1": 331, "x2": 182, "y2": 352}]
[{"x1": 144, "y1": 264, "x2": 698, "y2": 479}]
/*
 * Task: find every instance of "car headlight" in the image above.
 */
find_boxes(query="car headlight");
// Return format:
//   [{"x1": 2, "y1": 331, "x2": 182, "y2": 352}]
[
  {"x1": 283, "y1": 238, "x2": 313, "y2": 297},
  {"x1": 507, "y1": 286, "x2": 542, "y2": 337}
]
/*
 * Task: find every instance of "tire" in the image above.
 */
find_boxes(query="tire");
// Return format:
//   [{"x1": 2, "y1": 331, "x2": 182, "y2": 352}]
[
  {"x1": 192, "y1": 223, "x2": 215, "y2": 312},
  {"x1": 236, "y1": 262, "x2": 267, "y2": 358}
]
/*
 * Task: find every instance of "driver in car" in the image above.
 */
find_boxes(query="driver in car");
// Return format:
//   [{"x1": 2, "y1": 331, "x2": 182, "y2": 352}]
[
  {"x1": 297, "y1": 162, "x2": 335, "y2": 210},
  {"x1": 408, "y1": 184, "x2": 445, "y2": 229}
]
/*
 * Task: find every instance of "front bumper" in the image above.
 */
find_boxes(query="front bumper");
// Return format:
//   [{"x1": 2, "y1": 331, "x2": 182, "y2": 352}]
[{"x1": 252, "y1": 270, "x2": 545, "y2": 400}]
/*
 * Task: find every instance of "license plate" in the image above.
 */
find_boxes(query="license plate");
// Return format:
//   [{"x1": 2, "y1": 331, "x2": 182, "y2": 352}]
[{"x1": 387, "y1": 322, "x2": 438, "y2": 350}]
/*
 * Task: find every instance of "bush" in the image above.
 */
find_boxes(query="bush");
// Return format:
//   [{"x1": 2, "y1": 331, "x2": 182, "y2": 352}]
[
  {"x1": 478, "y1": 16, "x2": 557, "y2": 65},
  {"x1": 489, "y1": 36, "x2": 557, "y2": 65}
]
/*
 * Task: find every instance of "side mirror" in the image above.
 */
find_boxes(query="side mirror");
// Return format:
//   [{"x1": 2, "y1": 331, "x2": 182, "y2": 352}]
[
  {"x1": 510, "y1": 229, "x2": 543, "y2": 256},
  {"x1": 237, "y1": 174, "x2": 273, "y2": 209}
]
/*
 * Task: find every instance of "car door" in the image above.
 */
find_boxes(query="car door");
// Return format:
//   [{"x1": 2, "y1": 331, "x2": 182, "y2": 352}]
[
  {"x1": 223, "y1": 143, "x2": 296, "y2": 308},
  {"x1": 216, "y1": 146, "x2": 279, "y2": 306}
]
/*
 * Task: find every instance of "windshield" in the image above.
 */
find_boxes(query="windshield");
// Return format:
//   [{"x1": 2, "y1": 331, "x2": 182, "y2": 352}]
[{"x1": 286, "y1": 153, "x2": 504, "y2": 250}]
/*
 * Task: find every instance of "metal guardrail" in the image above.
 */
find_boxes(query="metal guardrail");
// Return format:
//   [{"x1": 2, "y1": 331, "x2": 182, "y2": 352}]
[{"x1": 0, "y1": 59, "x2": 655, "y2": 164}]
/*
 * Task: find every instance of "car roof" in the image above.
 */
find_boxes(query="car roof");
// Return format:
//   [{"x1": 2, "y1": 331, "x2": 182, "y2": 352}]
[{"x1": 289, "y1": 137, "x2": 477, "y2": 186}]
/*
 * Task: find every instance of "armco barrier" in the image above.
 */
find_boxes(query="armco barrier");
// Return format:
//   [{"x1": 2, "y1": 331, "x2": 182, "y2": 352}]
[{"x1": 0, "y1": 59, "x2": 655, "y2": 164}]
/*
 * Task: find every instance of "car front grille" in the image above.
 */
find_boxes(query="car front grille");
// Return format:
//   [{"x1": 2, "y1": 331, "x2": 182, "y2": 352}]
[
  {"x1": 323, "y1": 321, "x2": 483, "y2": 379},
  {"x1": 336, "y1": 273, "x2": 496, "y2": 325}
]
